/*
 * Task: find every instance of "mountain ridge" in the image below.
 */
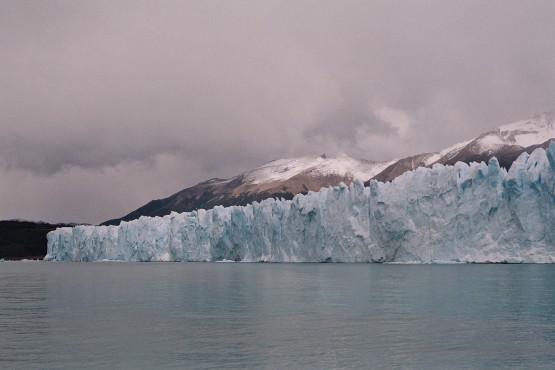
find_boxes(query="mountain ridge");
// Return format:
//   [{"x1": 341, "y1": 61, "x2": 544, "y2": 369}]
[{"x1": 102, "y1": 112, "x2": 555, "y2": 226}]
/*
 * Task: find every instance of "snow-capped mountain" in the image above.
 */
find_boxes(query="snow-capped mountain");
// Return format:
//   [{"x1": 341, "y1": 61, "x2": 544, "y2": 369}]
[
  {"x1": 372, "y1": 112, "x2": 555, "y2": 182},
  {"x1": 437, "y1": 112, "x2": 555, "y2": 164},
  {"x1": 102, "y1": 112, "x2": 555, "y2": 226},
  {"x1": 478, "y1": 112, "x2": 555, "y2": 148},
  {"x1": 101, "y1": 154, "x2": 395, "y2": 225},
  {"x1": 244, "y1": 153, "x2": 390, "y2": 185}
]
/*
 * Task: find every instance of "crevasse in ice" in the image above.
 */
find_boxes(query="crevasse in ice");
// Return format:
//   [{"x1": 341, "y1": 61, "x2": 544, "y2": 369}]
[{"x1": 45, "y1": 142, "x2": 555, "y2": 263}]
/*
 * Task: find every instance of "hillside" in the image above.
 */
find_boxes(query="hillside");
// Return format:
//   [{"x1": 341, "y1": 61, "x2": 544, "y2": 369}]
[{"x1": 103, "y1": 112, "x2": 555, "y2": 225}]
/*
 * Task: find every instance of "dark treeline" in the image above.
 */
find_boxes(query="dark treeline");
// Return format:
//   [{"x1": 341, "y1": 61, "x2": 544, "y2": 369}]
[{"x1": 0, "y1": 221, "x2": 75, "y2": 260}]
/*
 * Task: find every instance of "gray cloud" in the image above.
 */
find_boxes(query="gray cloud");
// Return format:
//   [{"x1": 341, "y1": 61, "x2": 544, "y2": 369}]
[
  {"x1": 1, "y1": 0, "x2": 555, "y2": 223},
  {"x1": 304, "y1": 94, "x2": 397, "y2": 145}
]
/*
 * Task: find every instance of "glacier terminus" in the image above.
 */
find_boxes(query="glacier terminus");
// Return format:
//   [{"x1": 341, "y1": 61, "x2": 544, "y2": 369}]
[{"x1": 46, "y1": 143, "x2": 555, "y2": 263}]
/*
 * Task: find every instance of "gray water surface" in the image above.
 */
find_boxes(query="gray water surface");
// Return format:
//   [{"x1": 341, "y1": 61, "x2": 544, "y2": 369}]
[{"x1": 1, "y1": 262, "x2": 555, "y2": 369}]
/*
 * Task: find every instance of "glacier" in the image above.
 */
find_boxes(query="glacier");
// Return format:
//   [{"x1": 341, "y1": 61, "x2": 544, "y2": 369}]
[{"x1": 46, "y1": 142, "x2": 555, "y2": 263}]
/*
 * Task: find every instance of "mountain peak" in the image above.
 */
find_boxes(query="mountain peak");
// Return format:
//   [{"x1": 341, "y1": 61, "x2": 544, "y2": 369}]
[
  {"x1": 102, "y1": 112, "x2": 555, "y2": 226},
  {"x1": 243, "y1": 153, "x2": 393, "y2": 185},
  {"x1": 498, "y1": 111, "x2": 554, "y2": 133},
  {"x1": 473, "y1": 111, "x2": 555, "y2": 150}
]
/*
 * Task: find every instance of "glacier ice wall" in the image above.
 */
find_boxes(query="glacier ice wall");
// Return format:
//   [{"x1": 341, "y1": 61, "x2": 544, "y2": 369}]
[{"x1": 46, "y1": 143, "x2": 555, "y2": 263}]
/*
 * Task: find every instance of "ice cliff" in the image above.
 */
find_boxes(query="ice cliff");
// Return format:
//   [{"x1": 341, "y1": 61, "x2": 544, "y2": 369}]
[{"x1": 46, "y1": 143, "x2": 555, "y2": 263}]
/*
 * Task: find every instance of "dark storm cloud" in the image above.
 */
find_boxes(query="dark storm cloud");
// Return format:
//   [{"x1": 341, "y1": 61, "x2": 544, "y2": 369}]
[
  {"x1": 0, "y1": 0, "x2": 331, "y2": 175},
  {"x1": 1, "y1": 0, "x2": 555, "y2": 223}
]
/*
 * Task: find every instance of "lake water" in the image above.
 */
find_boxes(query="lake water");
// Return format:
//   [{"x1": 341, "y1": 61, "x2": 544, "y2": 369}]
[{"x1": 1, "y1": 262, "x2": 555, "y2": 369}]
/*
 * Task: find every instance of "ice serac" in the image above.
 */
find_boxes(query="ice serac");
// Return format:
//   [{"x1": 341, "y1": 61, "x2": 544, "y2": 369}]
[{"x1": 46, "y1": 143, "x2": 555, "y2": 263}]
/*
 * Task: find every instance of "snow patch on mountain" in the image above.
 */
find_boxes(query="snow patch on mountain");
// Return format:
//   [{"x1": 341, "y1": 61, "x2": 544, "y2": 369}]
[
  {"x1": 475, "y1": 112, "x2": 555, "y2": 152},
  {"x1": 245, "y1": 153, "x2": 395, "y2": 184},
  {"x1": 497, "y1": 112, "x2": 555, "y2": 147},
  {"x1": 419, "y1": 112, "x2": 555, "y2": 167},
  {"x1": 424, "y1": 140, "x2": 473, "y2": 165}
]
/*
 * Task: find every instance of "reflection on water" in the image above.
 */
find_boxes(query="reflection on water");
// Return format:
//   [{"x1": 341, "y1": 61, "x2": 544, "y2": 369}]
[{"x1": 1, "y1": 262, "x2": 555, "y2": 369}]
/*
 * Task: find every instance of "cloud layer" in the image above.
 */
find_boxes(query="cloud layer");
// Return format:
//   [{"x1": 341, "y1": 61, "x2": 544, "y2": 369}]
[{"x1": 1, "y1": 0, "x2": 555, "y2": 223}]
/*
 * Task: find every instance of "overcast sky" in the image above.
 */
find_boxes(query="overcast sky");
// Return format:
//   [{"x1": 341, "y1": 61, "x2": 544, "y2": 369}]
[{"x1": 1, "y1": 0, "x2": 555, "y2": 224}]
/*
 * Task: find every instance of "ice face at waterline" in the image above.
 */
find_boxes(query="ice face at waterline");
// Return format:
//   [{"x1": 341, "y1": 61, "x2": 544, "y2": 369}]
[{"x1": 46, "y1": 143, "x2": 555, "y2": 263}]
